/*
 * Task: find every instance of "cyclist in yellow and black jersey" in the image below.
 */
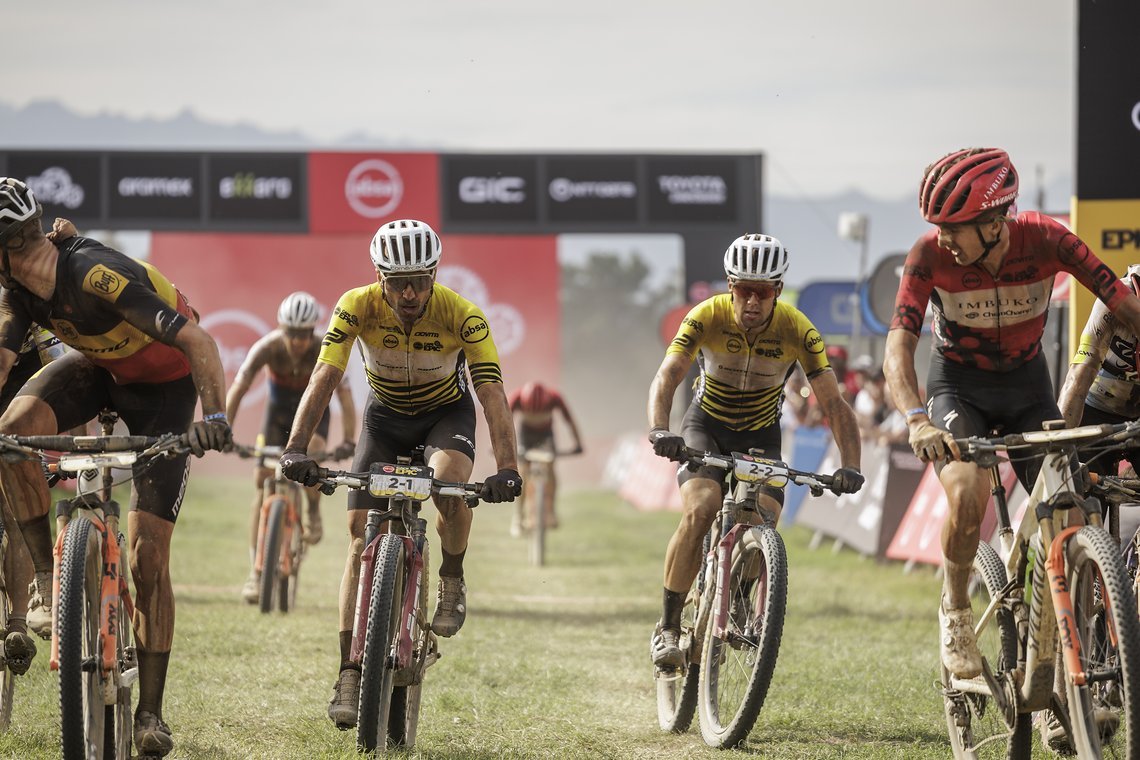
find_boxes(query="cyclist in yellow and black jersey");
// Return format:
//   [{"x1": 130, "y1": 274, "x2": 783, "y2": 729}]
[
  {"x1": 281, "y1": 219, "x2": 521, "y2": 731},
  {"x1": 646, "y1": 233, "x2": 864, "y2": 669}
]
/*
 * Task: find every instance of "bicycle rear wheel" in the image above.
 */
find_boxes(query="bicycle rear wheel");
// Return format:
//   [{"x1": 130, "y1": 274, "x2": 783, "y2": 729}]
[
  {"x1": 356, "y1": 534, "x2": 406, "y2": 753},
  {"x1": 0, "y1": 526, "x2": 14, "y2": 733},
  {"x1": 942, "y1": 540, "x2": 1030, "y2": 759},
  {"x1": 259, "y1": 498, "x2": 287, "y2": 614},
  {"x1": 58, "y1": 516, "x2": 106, "y2": 760},
  {"x1": 1063, "y1": 525, "x2": 1140, "y2": 758},
  {"x1": 656, "y1": 529, "x2": 708, "y2": 733},
  {"x1": 698, "y1": 524, "x2": 786, "y2": 748}
]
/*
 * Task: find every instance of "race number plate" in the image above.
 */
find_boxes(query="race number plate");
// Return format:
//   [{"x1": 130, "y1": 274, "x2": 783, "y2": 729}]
[
  {"x1": 732, "y1": 455, "x2": 789, "y2": 486},
  {"x1": 58, "y1": 453, "x2": 139, "y2": 472},
  {"x1": 368, "y1": 463, "x2": 433, "y2": 500}
]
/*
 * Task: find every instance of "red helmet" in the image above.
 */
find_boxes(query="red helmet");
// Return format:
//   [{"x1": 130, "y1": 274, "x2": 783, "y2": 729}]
[
  {"x1": 919, "y1": 148, "x2": 1019, "y2": 224},
  {"x1": 518, "y1": 382, "x2": 550, "y2": 413},
  {"x1": 826, "y1": 345, "x2": 848, "y2": 363}
]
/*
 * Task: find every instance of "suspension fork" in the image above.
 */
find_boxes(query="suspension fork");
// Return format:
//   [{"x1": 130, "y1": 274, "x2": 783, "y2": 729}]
[
  {"x1": 1047, "y1": 525, "x2": 1088, "y2": 686},
  {"x1": 392, "y1": 520, "x2": 427, "y2": 670},
  {"x1": 711, "y1": 523, "x2": 752, "y2": 639},
  {"x1": 349, "y1": 529, "x2": 383, "y2": 665}
]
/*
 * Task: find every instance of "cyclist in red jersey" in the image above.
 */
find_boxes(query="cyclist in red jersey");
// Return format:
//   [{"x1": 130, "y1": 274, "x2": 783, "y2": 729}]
[
  {"x1": 507, "y1": 381, "x2": 584, "y2": 536},
  {"x1": 0, "y1": 178, "x2": 231, "y2": 757},
  {"x1": 883, "y1": 149, "x2": 1140, "y2": 684}
]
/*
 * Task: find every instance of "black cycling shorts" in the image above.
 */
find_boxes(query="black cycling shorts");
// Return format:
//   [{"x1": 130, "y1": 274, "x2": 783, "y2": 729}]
[
  {"x1": 261, "y1": 383, "x2": 329, "y2": 447},
  {"x1": 10, "y1": 350, "x2": 197, "y2": 523},
  {"x1": 0, "y1": 350, "x2": 45, "y2": 411},
  {"x1": 677, "y1": 401, "x2": 785, "y2": 506},
  {"x1": 348, "y1": 393, "x2": 477, "y2": 511},
  {"x1": 518, "y1": 424, "x2": 554, "y2": 455},
  {"x1": 926, "y1": 350, "x2": 1062, "y2": 490}
]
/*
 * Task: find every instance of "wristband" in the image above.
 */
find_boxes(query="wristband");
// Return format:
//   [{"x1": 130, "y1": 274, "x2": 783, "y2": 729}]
[
  {"x1": 904, "y1": 407, "x2": 929, "y2": 420},
  {"x1": 203, "y1": 412, "x2": 228, "y2": 423}
]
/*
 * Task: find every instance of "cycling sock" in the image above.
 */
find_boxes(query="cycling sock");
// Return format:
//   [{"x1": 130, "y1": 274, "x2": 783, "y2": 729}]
[
  {"x1": 662, "y1": 588, "x2": 685, "y2": 631},
  {"x1": 6, "y1": 614, "x2": 26, "y2": 635},
  {"x1": 136, "y1": 650, "x2": 171, "y2": 718},
  {"x1": 439, "y1": 549, "x2": 466, "y2": 578},
  {"x1": 18, "y1": 515, "x2": 53, "y2": 574},
  {"x1": 339, "y1": 630, "x2": 352, "y2": 666}
]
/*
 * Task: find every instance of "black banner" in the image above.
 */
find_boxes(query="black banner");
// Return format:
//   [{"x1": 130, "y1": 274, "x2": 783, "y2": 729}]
[
  {"x1": 545, "y1": 156, "x2": 638, "y2": 224},
  {"x1": 442, "y1": 155, "x2": 539, "y2": 224},
  {"x1": 1077, "y1": 0, "x2": 1140, "y2": 200},
  {"x1": 109, "y1": 153, "x2": 201, "y2": 221},
  {"x1": 647, "y1": 156, "x2": 737, "y2": 224},
  {"x1": 207, "y1": 153, "x2": 303, "y2": 224},
  {"x1": 8, "y1": 153, "x2": 102, "y2": 225}
]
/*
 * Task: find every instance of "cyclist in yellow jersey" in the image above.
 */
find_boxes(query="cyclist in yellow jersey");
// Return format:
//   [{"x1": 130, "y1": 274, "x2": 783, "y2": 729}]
[
  {"x1": 280, "y1": 219, "x2": 521, "y2": 730},
  {"x1": 646, "y1": 233, "x2": 864, "y2": 668}
]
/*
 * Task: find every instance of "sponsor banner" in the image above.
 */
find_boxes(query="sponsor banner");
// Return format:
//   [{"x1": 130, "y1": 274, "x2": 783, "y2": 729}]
[
  {"x1": 1077, "y1": 0, "x2": 1140, "y2": 200},
  {"x1": 545, "y1": 156, "x2": 638, "y2": 224},
  {"x1": 780, "y1": 426, "x2": 832, "y2": 525},
  {"x1": 647, "y1": 156, "x2": 737, "y2": 224},
  {"x1": 206, "y1": 153, "x2": 304, "y2": 225},
  {"x1": 1070, "y1": 199, "x2": 1140, "y2": 353},
  {"x1": 443, "y1": 155, "x2": 539, "y2": 225},
  {"x1": 308, "y1": 152, "x2": 440, "y2": 233},
  {"x1": 8, "y1": 153, "x2": 102, "y2": 226},
  {"x1": 108, "y1": 153, "x2": 201, "y2": 222},
  {"x1": 795, "y1": 281, "x2": 859, "y2": 336},
  {"x1": 148, "y1": 231, "x2": 558, "y2": 475},
  {"x1": 794, "y1": 440, "x2": 891, "y2": 557}
]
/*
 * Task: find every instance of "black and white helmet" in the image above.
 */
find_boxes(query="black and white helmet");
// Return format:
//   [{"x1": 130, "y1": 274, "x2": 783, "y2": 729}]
[
  {"x1": 277, "y1": 291, "x2": 320, "y2": 329},
  {"x1": 369, "y1": 219, "x2": 442, "y2": 273},
  {"x1": 723, "y1": 234, "x2": 789, "y2": 282},
  {"x1": 0, "y1": 177, "x2": 42, "y2": 247}
]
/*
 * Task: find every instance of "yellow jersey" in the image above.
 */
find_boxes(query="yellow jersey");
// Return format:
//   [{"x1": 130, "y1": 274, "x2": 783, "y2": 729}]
[
  {"x1": 667, "y1": 295, "x2": 829, "y2": 431},
  {"x1": 318, "y1": 283, "x2": 503, "y2": 416}
]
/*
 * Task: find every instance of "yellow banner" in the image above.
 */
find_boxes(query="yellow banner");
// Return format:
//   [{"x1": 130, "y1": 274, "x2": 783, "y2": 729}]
[{"x1": 1068, "y1": 198, "x2": 1140, "y2": 352}]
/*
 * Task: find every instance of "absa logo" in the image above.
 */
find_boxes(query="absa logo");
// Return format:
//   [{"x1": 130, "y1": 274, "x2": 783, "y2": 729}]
[{"x1": 345, "y1": 159, "x2": 404, "y2": 219}]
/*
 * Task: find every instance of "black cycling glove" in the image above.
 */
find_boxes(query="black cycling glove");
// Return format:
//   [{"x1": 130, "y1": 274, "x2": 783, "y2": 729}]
[
  {"x1": 648, "y1": 427, "x2": 687, "y2": 461},
  {"x1": 481, "y1": 468, "x2": 522, "y2": 503},
  {"x1": 187, "y1": 419, "x2": 233, "y2": 457},
  {"x1": 281, "y1": 448, "x2": 322, "y2": 487},
  {"x1": 830, "y1": 467, "x2": 865, "y2": 495}
]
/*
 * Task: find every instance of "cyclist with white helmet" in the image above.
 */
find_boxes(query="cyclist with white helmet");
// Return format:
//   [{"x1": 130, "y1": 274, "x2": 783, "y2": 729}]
[
  {"x1": 883, "y1": 148, "x2": 1140, "y2": 698},
  {"x1": 646, "y1": 233, "x2": 864, "y2": 668},
  {"x1": 279, "y1": 219, "x2": 521, "y2": 730},
  {"x1": 1058, "y1": 263, "x2": 1140, "y2": 478},
  {"x1": 225, "y1": 291, "x2": 356, "y2": 603}
]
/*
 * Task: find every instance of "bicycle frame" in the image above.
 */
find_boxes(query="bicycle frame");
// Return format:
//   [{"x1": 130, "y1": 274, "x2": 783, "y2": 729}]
[{"x1": 249, "y1": 446, "x2": 304, "y2": 584}]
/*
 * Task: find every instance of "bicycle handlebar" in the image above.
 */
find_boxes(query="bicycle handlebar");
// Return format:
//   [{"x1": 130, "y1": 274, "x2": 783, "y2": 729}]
[
  {"x1": 952, "y1": 419, "x2": 1140, "y2": 468},
  {"x1": 680, "y1": 447, "x2": 838, "y2": 495},
  {"x1": 231, "y1": 443, "x2": 336, "y2": 462},
  {"x1": 315, "y1": 465, "x2": 484, "y2": 506},
  {"x1": 0, "y1": 432, "x2": 190, "y2": 459}
]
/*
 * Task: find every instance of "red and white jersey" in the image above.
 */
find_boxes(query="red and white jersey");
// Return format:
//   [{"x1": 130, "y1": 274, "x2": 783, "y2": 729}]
[{"x1": 890, "y1": 212, "x2": 1129, "y2": 372}]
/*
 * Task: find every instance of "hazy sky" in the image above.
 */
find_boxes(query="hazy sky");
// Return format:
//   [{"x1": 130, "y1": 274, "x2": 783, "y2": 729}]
[{"x1": 11, "y1": 1, "x2": 1076, "y2": 200}]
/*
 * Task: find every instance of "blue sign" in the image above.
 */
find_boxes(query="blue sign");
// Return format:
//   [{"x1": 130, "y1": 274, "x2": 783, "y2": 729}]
[{"x1": 795, "y1": 281, "x2": 858, "y2": 336}]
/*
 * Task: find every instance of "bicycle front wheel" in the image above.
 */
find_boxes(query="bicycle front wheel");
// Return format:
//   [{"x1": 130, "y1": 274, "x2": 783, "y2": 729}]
[
  {"x1": 279, "y1": 503, "x2": 303, "y2": 613},
  {"x1": 356, "y1": 534, "x2": 406, "y2": 753},
  {"x1": 941, "y1": 540, "x2": 1029, "y2": 759},
  {"x1": 698, "y1": 524, "x2": 787, "y2": 749},
  {"x1": 259, "y1": 498, "x2": 287, "y2": 614},
  {"x1": 1063, "y1": 525, "x2": 1140, "y2": 758},
  {"x1": 58, "y1": 516, "x2": 106, "y2": 760},
  {"x1": 106, "y1": 536, "x2": 134, "y2": 760},
  {"x1": 388, "y1": 541, "x2": 431, "y2": 749}
]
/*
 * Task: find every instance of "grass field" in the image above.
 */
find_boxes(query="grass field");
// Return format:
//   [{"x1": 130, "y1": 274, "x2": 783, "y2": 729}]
[{"x1": 0, "y1": 475, "x2": 1059, "y2": 758}]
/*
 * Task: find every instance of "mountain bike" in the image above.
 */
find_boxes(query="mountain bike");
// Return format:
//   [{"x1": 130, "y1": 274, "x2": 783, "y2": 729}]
[
  {"x1": 317, "y1": 450, "x2": 482, "y2": 753},
  {"x1": 654, "y1": 447, "x2": 836, "y2": 749},
  {"x1": 233, "y1": 443, "x2": 310, "y2": 614},
  {"x1": 520, "y1": 447, "x2": 579, "y2": 567},
  {"x1": 941, "y1": 419, "x2": 1140, "y2": 759},
  {"x1": 0, "y1": 417, "x2": 190, "y2": 760}
]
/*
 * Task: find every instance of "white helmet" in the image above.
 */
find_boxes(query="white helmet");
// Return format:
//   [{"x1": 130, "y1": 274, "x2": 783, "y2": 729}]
[
  {"x1": 0, "y1": 177, "x2": 42, "y2": 247},
  {"x1": 723, "y1": 234, "x2": 789, "y2": 282},
  {"x1": 369, "y1": 219, "x2": 442, "y2": 273},
  {"x1": 277, "y1": 291, "x2": 320, "y2": 329}
]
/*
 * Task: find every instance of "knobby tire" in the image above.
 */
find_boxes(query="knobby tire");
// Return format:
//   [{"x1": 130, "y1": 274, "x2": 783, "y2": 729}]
[
  {"x1": 259, "y1": 498, "x2": 287, "y2": 614},
  {"x1": 356, "y1": 534, "x2": 405, "y2": 753},
  {"x1": 698, "y1": 524, "x2": 787, "y2": 748},
  {"x1": 58, "y1": 516, "x2": 106, "y2": 760}
]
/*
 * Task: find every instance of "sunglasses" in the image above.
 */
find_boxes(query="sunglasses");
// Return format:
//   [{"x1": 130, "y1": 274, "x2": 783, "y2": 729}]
[
  {"x1": 282, "y1": 327, "x2": 314, "y2": 340},
  {"x1": 383, "y1": 274, "x2": 434, "y2": 293},
  {"x1": 730, "y1": 281, "x2": 778, "y2": 299}
]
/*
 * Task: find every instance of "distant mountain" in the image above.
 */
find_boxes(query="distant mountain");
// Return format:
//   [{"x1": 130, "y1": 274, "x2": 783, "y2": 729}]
[{"x1": 0, "y1": 99, "x2": 1074, "y2": 288}]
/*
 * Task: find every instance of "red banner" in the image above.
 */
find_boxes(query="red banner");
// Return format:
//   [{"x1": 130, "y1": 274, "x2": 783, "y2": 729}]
[{"x1": 308, "y1": 152, "x2": 440, "y2": 233}]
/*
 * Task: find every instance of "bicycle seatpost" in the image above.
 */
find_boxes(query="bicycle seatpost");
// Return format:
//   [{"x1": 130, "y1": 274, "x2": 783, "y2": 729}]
[{"x1": 989, "y1": 465, "x2": 1014, "y2": 556}]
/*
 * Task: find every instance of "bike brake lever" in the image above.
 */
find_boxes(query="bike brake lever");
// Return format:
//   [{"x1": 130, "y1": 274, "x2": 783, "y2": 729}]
[{"x1": 319, "y1": 482, "x2": 336, "y2": 496}]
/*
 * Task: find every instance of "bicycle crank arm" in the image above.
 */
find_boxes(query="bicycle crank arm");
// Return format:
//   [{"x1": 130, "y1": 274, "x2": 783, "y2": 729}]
[{"x1": 980, "y1": 659, "x2": 1018, "y2": 729}]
